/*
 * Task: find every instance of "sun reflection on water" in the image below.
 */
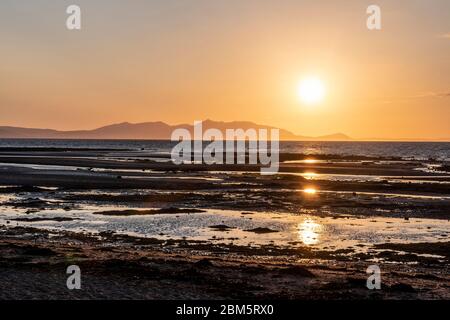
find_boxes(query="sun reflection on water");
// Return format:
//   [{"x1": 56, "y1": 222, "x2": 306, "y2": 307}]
[
  {"x1": 298, "y1": 218, "x2": 322, "y2": 245},
  {"x1": 302, "y1": 172, "x2": 318, "y2": 180},
  {"x1": 302, "y1": 188, "x2": 317, "y2": 194}
]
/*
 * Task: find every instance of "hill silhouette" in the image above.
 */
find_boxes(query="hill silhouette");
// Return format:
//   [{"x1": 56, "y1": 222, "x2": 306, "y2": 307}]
[{"x1": 0, "y1": 120, "x2": 352, "y2": 141}]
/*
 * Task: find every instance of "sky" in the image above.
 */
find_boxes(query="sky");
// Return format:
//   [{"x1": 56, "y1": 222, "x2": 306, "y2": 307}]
[{"x1": 0, "y1": 0, "x2": 449, "y2": 140}]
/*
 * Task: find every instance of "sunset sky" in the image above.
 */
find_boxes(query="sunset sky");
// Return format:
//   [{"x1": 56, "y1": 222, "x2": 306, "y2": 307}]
[{"x1": 0, "y1": 0, "x2": 449, "y2": 140}]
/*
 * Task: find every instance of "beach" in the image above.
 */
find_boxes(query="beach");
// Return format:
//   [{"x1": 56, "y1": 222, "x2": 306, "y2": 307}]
[{"x1": 0, "y1": 141, "x2": 449, "y2": 299}]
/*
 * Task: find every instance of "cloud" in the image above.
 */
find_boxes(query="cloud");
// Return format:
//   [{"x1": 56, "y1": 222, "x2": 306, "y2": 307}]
[
  {"x1": 414, "y1": 91, "x2": 450, "y2": 98},
  {"x1": 437, "y1": 33, "x2": 450, "y2": 39},
  {"x1": 380, "y1": 91, "x2": 450, "y2": 104}
]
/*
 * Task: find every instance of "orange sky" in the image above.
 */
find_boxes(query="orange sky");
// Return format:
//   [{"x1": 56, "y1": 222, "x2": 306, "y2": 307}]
[{"x1": 0, "y1": 0, "x2": 449, "y2": 140}]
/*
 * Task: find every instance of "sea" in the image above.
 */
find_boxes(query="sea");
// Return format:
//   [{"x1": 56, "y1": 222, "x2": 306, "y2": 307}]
[{"x1": 0, "y1": 139, "x2": 449, "y2": 161}]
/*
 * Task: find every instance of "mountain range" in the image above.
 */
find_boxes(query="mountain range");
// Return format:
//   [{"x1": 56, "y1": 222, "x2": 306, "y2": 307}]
[{"x1": 0, "y1": 120, "x2": 352, "y2": 141}]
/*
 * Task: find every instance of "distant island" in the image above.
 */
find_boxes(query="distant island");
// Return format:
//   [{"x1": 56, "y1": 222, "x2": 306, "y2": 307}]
[
  {"x1": 0, "y1": 120, "x2": 449, "y2": 141},
  {"x1": 0, "y1": 120, "x2": 352, "y2": 141}
]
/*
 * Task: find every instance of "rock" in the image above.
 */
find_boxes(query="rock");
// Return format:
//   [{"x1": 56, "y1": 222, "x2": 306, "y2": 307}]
[
  {"x1": 244, "y1": 227, "x2": 278, "y2": 234},
  {"x1": 194, "y1": 259, "x2": 213, "y2": 268},
  {"x1": 22, "y1": 246, "x2": 57, "y2": 256},
  {"x1": 209, "y1": 224, "x2": 233, "y2": 231},
  {"x1": 281, "y1": 266, "x2": 315, "y2": 278},
  {"x1": 389, "y1": 283, "x2": 416, "y2": 292}
]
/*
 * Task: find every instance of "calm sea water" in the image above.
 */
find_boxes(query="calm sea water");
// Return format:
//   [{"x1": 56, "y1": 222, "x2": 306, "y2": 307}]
[{"x1": 0, "y1": 139, "x2": 449, "y2": 160}]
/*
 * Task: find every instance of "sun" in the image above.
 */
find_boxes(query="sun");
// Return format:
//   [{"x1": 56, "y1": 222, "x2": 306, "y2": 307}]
[{"x1": 297, "y1": 77, "x2": 325, "y2": 104}]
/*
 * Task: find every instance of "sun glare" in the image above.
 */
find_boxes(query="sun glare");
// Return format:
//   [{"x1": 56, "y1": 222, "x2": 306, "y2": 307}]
[{"x1": 298, "y1": 77, "x2": 325, "y2": 104}]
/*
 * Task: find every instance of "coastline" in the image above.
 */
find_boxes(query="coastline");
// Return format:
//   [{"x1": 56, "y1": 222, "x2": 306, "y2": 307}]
[{"x1": 0, "y1": 145, "x2": 449, "y2": 299}]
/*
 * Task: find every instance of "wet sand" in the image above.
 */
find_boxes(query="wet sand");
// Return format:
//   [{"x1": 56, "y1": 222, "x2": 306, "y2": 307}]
[
  {"x1": 0, "y1": 225, "x2": 448, "y2": 299},
  {"x1": 0, "y1": 148, "x2": 449, "y2": 299}
]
